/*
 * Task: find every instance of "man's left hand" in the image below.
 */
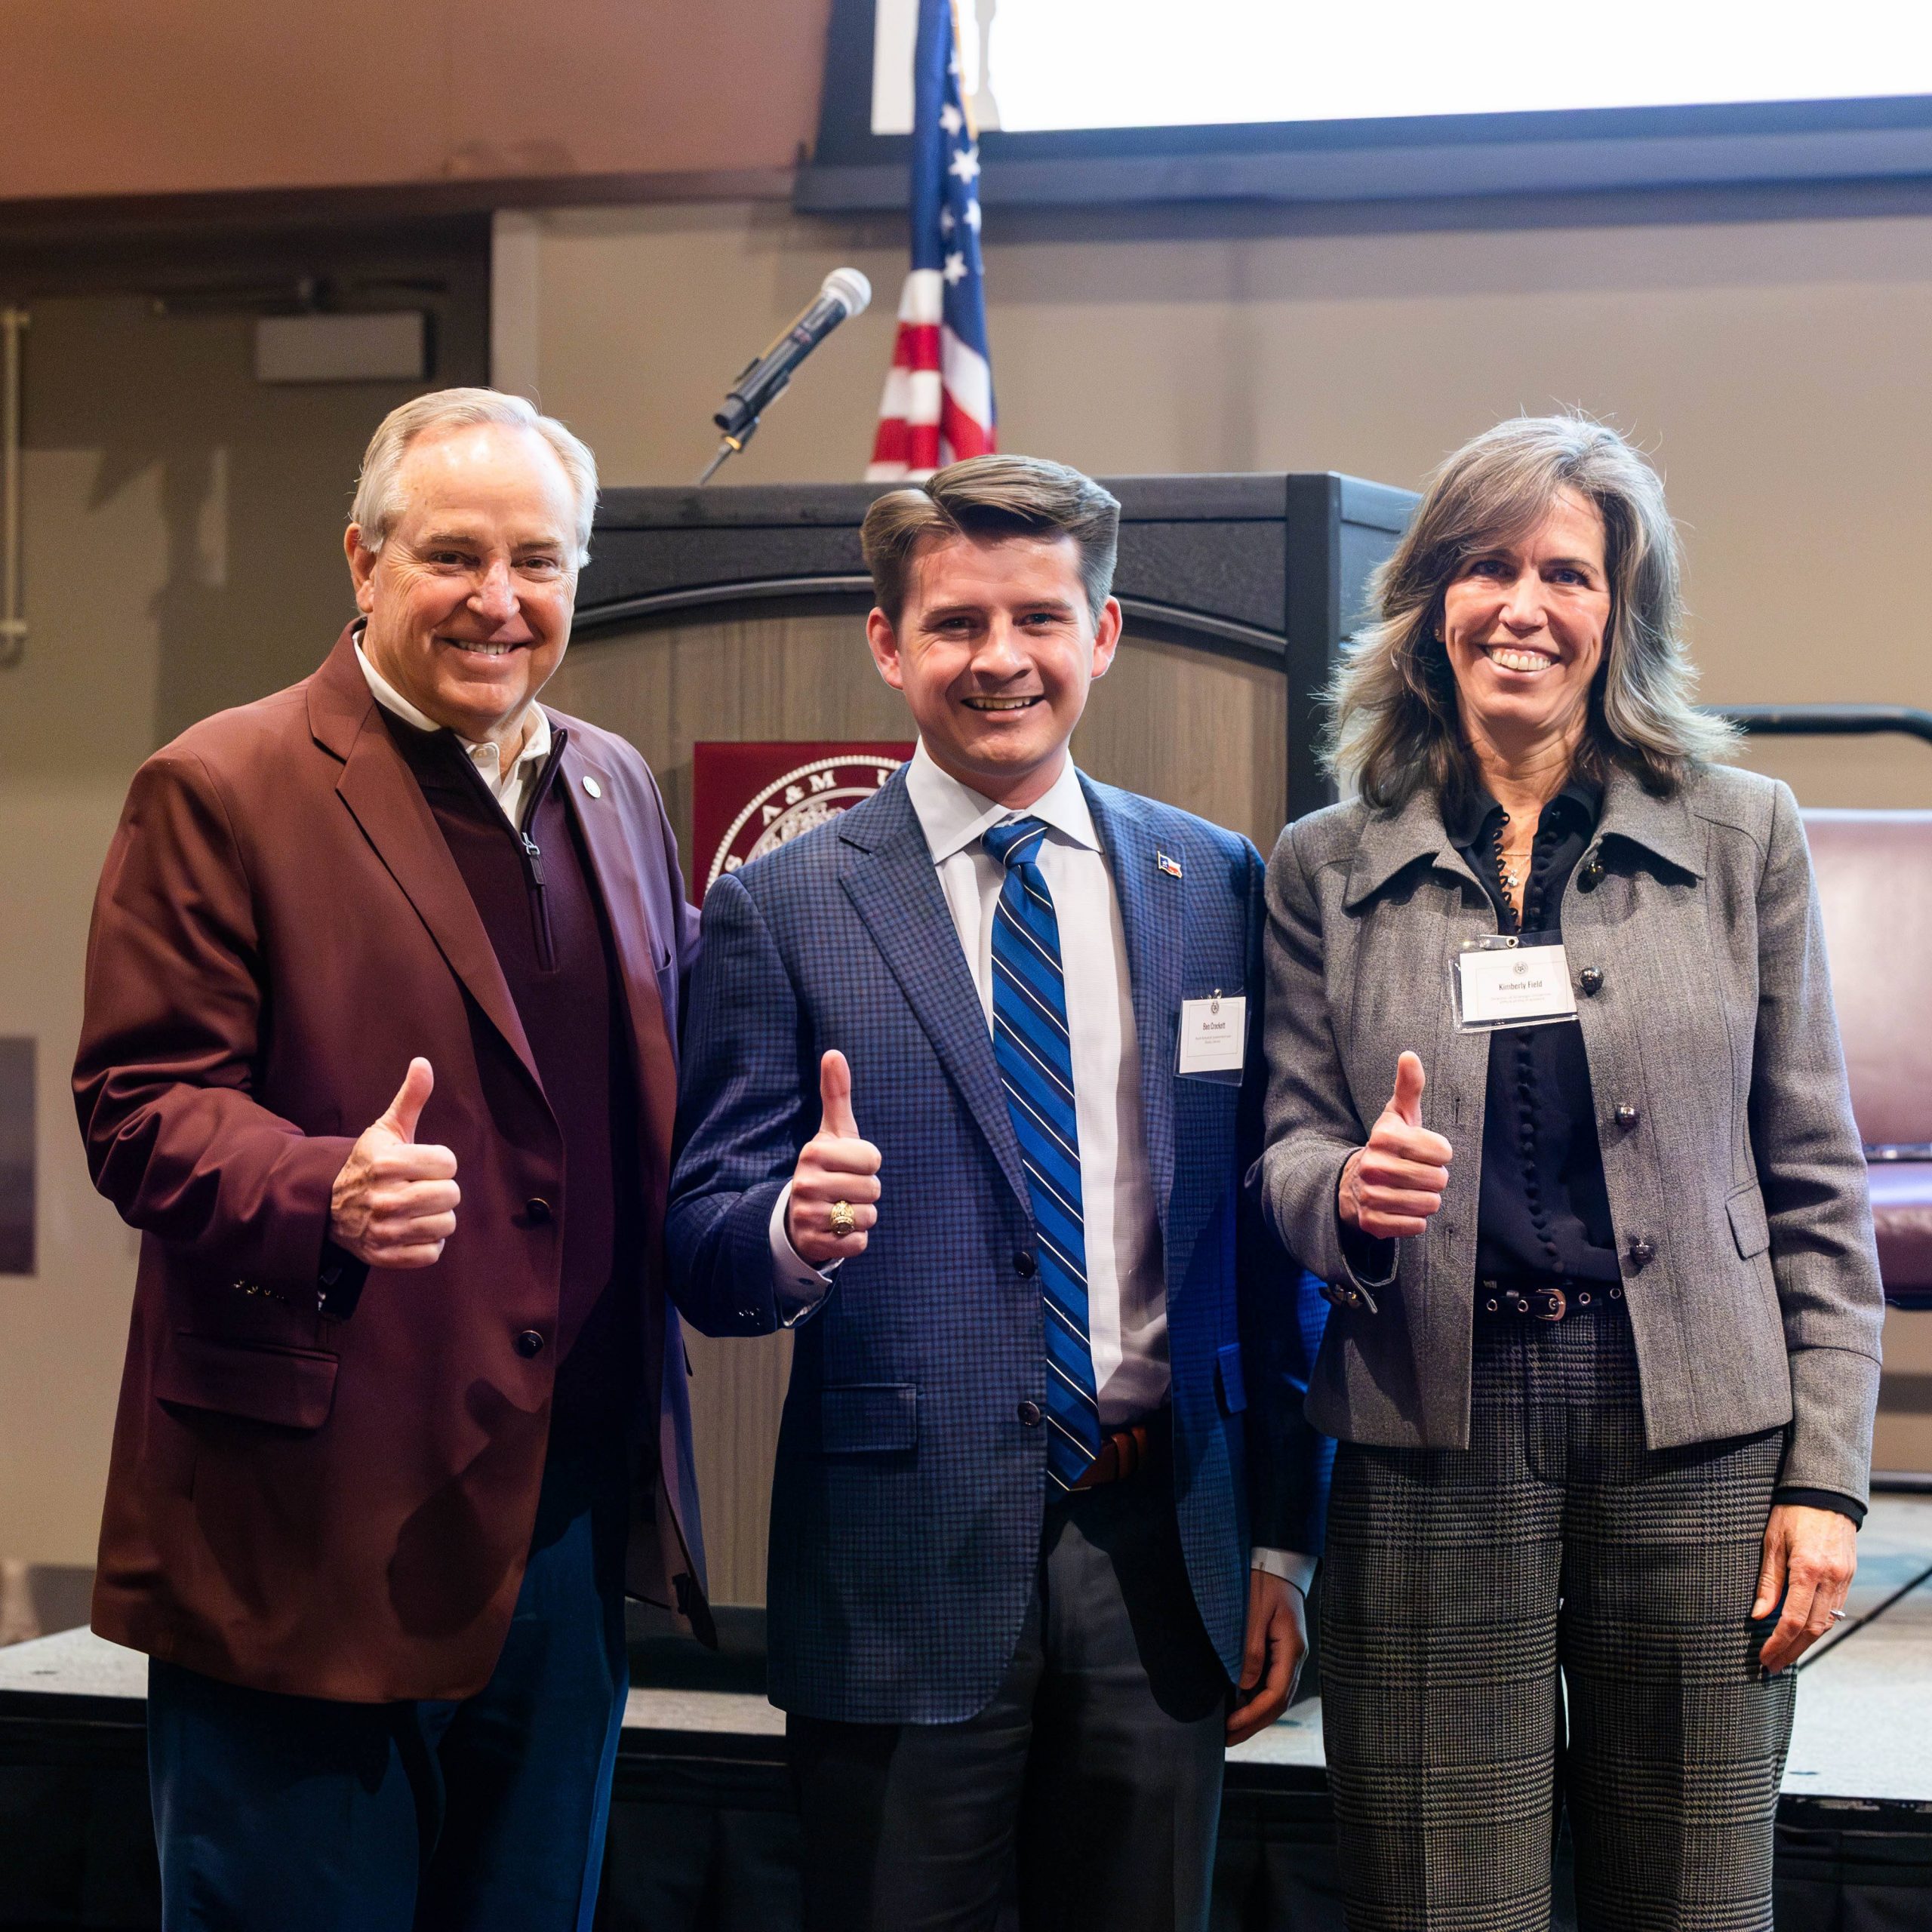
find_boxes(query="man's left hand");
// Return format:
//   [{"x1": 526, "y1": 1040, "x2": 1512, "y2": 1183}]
[{"x1": 1227, "y1": 1569, "x2": 1306, "y2": 1746}]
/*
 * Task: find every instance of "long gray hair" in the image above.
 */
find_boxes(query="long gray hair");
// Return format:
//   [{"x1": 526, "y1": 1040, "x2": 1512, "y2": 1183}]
[{"x1": 1325, "y1": 415, "x2": 1737, "y2": 813}]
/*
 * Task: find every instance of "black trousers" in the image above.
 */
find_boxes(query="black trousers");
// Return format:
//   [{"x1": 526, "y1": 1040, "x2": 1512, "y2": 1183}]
[
  {"x1": 1319, "y1": 1303, "x2": 1795, "y2": 1932},
  {"x1": 786, "y1": 1464, "x2": 1231, "y2": 1932}
]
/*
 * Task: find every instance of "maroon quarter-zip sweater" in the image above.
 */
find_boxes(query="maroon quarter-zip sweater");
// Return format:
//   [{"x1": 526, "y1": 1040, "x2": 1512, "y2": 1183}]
[{"x1": 384, "y1": 708, "x2": 644, "y2": 1478}]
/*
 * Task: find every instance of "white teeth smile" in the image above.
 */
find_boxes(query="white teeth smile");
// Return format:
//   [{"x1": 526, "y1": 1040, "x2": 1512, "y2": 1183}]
[
  {"x1": 1484, "y1": 646, "x2": 1556, "y2": 673},
  {"x1": 963, "y1": 696, "x2": 1041, "y2": 711},
  {"x1": 446, "y1": 640, "x2": 516, "y2": 657}
]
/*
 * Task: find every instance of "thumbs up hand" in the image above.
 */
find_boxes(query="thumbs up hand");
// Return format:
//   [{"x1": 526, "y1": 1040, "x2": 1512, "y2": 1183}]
[
  {"x1": 1337, "y1": 1051, "x2": 1454, "y2": 1241},
  {"x1": 786, "y1": 1051, "x2": 883, "y2": 1266},
  {"x1": 328, "y1": 1058, "x2": 463, "y2": 1269}
]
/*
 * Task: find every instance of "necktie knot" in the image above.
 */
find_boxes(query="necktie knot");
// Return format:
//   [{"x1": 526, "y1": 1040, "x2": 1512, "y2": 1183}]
[{"x1": 984, "y1": 815, "x2": 1049, "y2": 872}]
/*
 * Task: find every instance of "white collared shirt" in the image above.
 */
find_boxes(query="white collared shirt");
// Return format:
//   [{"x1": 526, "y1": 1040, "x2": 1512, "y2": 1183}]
[{"x1": 355, "y1": 641, "x2": 552, "y2": 830}]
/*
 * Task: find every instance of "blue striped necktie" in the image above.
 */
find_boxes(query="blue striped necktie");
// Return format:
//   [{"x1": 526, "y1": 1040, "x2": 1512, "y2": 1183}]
[{"x1": 983, "y1": 816, "x2": 1101, "y2": 1491}]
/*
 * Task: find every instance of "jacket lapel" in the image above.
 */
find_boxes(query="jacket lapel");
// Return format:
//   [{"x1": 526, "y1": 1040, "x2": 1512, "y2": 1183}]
[
  {"x1": 321, "y1": 646, "x2": 543, "y2": 1092},
  {"x1": 1341, "y1": 766, "x2": 1709, "y2": 912},
  {"x1": 559, "y1": 734, "x2": 678, "y2": 1187},
  {"x1": 838, "y1": 777, "x2": 1030, "y2": 1213},
  {"x1": 1084, "y1": 780, "x2": 1180, "y2": 1241},
  {"x1": 1343, "y1": 784, "x2": 1484, "y2": 909},
  {"x1": 1593, "y1": 766, "x2": 1709, "y2": 878}
]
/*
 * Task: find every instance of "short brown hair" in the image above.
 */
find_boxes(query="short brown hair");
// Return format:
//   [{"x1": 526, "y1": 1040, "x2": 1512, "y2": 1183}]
[{"x1": 861, "y1": 455, "x2": 1121, "y2": 625}]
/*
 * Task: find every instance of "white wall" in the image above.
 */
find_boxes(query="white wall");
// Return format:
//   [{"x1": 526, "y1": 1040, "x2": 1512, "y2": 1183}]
[
  {"x1": 0, "y1": 421, "x2": 162, "y2": 1565},
  {"x1": 520, "y1": 198, "x2": 1932, "y2": 809},
  {"x1": 0, "y1": 297, "x2": 434, "y2": 1566}
]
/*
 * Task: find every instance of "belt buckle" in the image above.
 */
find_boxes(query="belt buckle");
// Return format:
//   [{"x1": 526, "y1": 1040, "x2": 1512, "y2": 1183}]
[{"x1": 1534, "y1": 1285, "x2": 1567, "y2": 1322}]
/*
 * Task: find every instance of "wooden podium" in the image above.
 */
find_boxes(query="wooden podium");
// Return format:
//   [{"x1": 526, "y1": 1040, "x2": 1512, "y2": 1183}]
[{"x1": 547, "y1": 472, "x2": 1416, "y2": 1605}]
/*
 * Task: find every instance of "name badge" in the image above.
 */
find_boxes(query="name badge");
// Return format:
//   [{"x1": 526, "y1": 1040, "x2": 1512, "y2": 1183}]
[
  {"x1": 1455, "y1": 934, "x2": 1578, "y2": 1032},
  {"x1": 1177, "y1": 991, "x2": 1247, "y2": 1081}
]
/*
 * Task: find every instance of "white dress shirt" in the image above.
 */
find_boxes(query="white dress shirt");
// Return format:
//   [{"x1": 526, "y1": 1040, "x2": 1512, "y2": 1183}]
[
  {"x1": 355, "y1": 641, "x2": 552, "y2": 830},
  {"x1": 768, "y1": 743, "x2": 1311, "y2": 1586}
]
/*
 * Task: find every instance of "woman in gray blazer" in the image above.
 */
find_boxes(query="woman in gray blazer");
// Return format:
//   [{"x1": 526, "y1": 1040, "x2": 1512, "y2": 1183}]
[{"x1": 1260, "y1": 415, "x2": 1884, "y2": 1932}]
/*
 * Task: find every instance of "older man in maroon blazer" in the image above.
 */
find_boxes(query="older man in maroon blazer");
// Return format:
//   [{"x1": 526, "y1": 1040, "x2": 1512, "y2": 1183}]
[{"x1": 73, "y1": 388, "x2": 706, "y2": 1932}]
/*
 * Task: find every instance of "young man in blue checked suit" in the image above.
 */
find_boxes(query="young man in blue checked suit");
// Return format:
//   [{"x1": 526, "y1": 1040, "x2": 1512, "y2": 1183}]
[{"x1": 666, "y1": 455, "x2": 1330, "y2": 1932}]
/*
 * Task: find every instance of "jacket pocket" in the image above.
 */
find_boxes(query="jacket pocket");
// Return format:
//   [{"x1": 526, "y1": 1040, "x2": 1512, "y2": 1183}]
[
  {"x1": 1216, "y1": 1344, "x2": 1248, "y2": 1415},
  {"x1": 820, "y1": 1383, "x2": 918, "y2": 1454},
  {"x1": 1727, "y1": 1183, "x2": 1773, "y2": 1261},
  {"x1": 156, "y1": 1332, "x2": 340, "y2": 1431}
]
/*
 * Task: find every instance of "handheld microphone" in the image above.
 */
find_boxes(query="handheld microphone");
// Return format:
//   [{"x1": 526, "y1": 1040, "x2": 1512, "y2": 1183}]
[{"x1": 699, "y1": 267, "x2": 872, "y2": 483}]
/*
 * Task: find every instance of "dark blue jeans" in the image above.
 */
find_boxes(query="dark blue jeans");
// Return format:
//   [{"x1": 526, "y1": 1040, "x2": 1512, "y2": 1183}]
[{"x1": 146, "y1": 1451, "x2": 631, "y2": 1932}]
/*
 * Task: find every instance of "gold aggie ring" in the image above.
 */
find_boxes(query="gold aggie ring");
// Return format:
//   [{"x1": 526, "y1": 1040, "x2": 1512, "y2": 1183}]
[{"x1": 829, "y1": 1201, "x2": 857, "y2": 1238}]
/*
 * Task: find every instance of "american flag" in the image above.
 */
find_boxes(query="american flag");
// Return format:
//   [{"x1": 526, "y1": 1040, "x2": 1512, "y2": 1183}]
[{"x1": 865, "y1": 0, "x2": 995, "y2": 481}]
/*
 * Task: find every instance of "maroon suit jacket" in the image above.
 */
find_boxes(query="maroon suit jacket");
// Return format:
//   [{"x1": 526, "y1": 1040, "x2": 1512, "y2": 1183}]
[{"x1": 74, "y1": 627, "x2": 707, "y2": 1702}]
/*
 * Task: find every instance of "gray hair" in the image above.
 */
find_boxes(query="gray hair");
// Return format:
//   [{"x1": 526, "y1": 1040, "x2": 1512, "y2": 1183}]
[
  {"x1": 349, "y1": 388, "x2": 598, "y2": 568},
  {"x1": 1326, "y1": 414, "x2": 1738, "y2": 812}
]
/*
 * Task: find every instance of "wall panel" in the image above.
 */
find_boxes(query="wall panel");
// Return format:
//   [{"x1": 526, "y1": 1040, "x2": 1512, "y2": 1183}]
[{"x1": 0, "y1": 1, "x2": 829, "y2": 202}]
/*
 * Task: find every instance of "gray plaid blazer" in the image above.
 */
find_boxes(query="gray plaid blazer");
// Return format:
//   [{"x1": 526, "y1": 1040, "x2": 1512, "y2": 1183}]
[{"x1": 1260, "y1": 761, "x2": 1884, "y2": 1504}]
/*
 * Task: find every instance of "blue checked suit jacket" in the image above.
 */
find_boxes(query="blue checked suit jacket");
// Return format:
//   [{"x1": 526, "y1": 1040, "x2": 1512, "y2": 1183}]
[{"x1": 666, "y1": 767, "x2": 1331, "y2": 1724}]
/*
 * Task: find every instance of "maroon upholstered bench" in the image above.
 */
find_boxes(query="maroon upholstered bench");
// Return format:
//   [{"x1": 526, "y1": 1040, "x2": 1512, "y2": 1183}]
[{"x1": 1804, "y1": 809, "x2": 1932, "y2": 1309}]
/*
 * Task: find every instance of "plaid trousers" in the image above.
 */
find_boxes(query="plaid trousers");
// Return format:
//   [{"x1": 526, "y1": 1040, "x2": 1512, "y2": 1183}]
[{"x1": 1319, "y1": 1303, "x2": 1794, "y2": 1932}]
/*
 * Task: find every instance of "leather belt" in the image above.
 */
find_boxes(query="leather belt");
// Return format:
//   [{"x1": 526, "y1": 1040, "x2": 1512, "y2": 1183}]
[
  {"x1": 1072, "y1": 1412, "x2": 1168, "y2": 1490},
  {"x1": 1477, "y1": 1275, "x2": 1623, "y2": 1322}
]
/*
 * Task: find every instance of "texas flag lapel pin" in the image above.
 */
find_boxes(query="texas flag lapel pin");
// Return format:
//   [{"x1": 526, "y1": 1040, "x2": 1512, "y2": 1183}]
[{"x1": 1155, "y1": 850, "x2": 1183, "y2": 879}]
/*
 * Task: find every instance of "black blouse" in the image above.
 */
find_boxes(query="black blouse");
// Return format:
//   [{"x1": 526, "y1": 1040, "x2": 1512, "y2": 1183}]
[{"x1": 1447, "y1": 779, "x2": 1620, "y2": 1285}]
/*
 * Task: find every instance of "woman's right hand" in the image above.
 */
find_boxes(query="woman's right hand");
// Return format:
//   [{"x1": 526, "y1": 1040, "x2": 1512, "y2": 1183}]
[{"x1": 1338, "y1": 1052, "x2": 1454, "y2": 1239}]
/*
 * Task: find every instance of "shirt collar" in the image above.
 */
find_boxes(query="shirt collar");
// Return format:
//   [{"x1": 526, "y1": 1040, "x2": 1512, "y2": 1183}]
[
  {"x1": 354, "y1": 636, "x2": 552, "y2": 771},
  {"x1": 904, "y1": 740, "x2": 1100, "y2": 866},
  {"x1": 1444, "y1": 772, "x2": 1601, "y2": 850}
]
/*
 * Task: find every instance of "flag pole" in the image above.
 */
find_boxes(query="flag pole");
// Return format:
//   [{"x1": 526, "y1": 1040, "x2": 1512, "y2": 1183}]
[{"x1": 950, "y1": 0, "x2": 978, "y2": 143}]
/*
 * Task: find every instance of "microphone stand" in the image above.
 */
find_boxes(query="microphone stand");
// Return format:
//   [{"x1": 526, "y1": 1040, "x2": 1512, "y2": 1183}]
[
  {"x1": 697, "y1": 432, "x2": 746, "y2": 486},
  {"x1": 697, "y1": 337, "x2": 781, "y2": 485}
]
